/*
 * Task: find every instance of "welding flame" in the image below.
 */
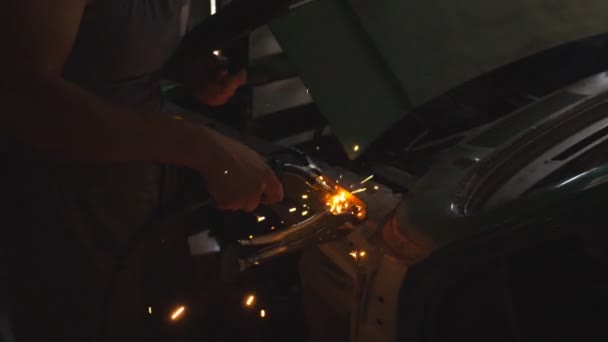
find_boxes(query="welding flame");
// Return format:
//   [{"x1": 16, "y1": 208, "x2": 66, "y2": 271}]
[
  {"x1": 349, "y1": 250, "x2": 367, "y2": 262},
  {"x1": 320, "y1": 177, "x2": 366, "y2": 220}
]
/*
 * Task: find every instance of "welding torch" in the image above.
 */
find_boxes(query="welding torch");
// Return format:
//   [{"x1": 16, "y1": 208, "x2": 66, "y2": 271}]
[{"x1": 234, "y1": 155, "x2": 362, "y2": 271}]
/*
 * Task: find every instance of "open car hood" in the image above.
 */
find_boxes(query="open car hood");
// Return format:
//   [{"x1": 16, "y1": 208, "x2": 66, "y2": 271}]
[{"x1": 270, "y1": 0, "x2": 608, "y2": 158}]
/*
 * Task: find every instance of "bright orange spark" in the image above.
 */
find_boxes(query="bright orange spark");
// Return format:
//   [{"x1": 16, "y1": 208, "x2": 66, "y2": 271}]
[
  {"x1": 170, "y1": 306, "x2": 186, "y2": 321},
  {"x1": 245, "y1": 295, "x2": 256, "y2": 307}
]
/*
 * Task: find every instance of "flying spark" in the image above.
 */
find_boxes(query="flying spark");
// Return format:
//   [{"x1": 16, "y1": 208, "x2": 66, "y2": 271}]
[
  {"x1": 360, "y1": 175, "x2": 374, "y2": 184},
  {"x1": 148, "y1": 306, "x2": 152, "y2": 315},
  {"x1": 170, "y1": 306, "x2": 186, "y2": 321},
  {"x1": 245, "y1": 295, "x2": 256, "y2": 307},
  {"x1": 224, "y1": 170, "x2": 229, "y2": 175},
  {"x1": 351, "y1": 188, "x2": 367, "y2": 195},
  {"x1": 374, "y1": 185, "x2": 380, "y2": 191},
  {"x1": 302, "y1": 194, "x2": 309, "y2": 199},
  {"x1": 260, "y1": 309, "x2": 267, "y2": 318},
  {"x1": 353, "y1": 145, "x2": 360, "y2": 152},
  {"x1": 349, "y1": 250, "x2": 358, "y2": 260},
  {"x1": 257, "y1": 216, "x2": 266, "y2": 222},
  {"x1": 271, "y1": 226, "x2": 276, "y2": 231},
  {"x1": 249, "y1": 235, "x2": 254, "y2": 240},
  {"x1": 359, "y1": 251, "x2": 367, "y2": 258},
  {"x1": 289, "y1": 208, "x2": 297, "y2": 213},
  {"x1": 302, "y1": 211, "x2": 309, "y2": 216}
]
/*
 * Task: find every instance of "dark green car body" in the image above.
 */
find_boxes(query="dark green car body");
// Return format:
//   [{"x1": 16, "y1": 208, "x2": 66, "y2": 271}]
[
  {"x1": 399, "y1": 72, "x2": 608, "y2": 249},
  {"x1": 391, "y1": 72, "x2": 608, "y2": 341}
]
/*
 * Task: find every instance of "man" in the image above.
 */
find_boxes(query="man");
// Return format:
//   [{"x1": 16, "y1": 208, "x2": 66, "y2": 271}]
[{"x1": 0, "y1": 0, "x2": 283, "y2": 340}]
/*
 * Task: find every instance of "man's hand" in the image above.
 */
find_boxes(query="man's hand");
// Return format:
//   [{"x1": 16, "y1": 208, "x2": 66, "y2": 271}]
[
  {"x1": 194, "y1": 68, "x2": 246, "y2": 106},
  {"x1": 165, "y1": 52, "x2": 247, "y2": 106},
  {"x1": 195, "y1": 127, "x2": 284, "y2": 212}
]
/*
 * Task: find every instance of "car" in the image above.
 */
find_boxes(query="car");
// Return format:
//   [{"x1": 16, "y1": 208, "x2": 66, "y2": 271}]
[
  {"x1": 155, "y1": 2, "x2": 608, "y2": 341},
  {"x1": 5, "y1": 1, "x2": 608, "y2": 342},
  {"x1": 300, "y1": 72, "x2": 608, "y2": 342}
]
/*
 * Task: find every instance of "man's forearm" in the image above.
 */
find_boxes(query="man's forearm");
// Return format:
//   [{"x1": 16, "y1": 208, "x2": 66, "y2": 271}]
[{"x1": 0, "y1": 76, "x2": 210, "y2": 168}]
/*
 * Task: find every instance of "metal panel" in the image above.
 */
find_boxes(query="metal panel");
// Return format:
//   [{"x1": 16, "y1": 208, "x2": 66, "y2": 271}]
[
  {"x1": 252, "y1": 77, "x2": 313, "y2": 117},
  {"x1": 345, "y1": 0, "x2": 608, "y2": 106},
  {"x1": 270, "y1": 0, "x2": 409, "y2": 158},
  {"x1": 271, "y1": 0, "x2": 608, "y2": 157},
  {"x1": 274, "y1": 125, "x2": 332, "y2": 147},
  {"x1": 469, "y1": 91, "x2": 586, "y2": 148},
  {"x1": 249, "y1": 25, "x2": 284, "y2": 61}
]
